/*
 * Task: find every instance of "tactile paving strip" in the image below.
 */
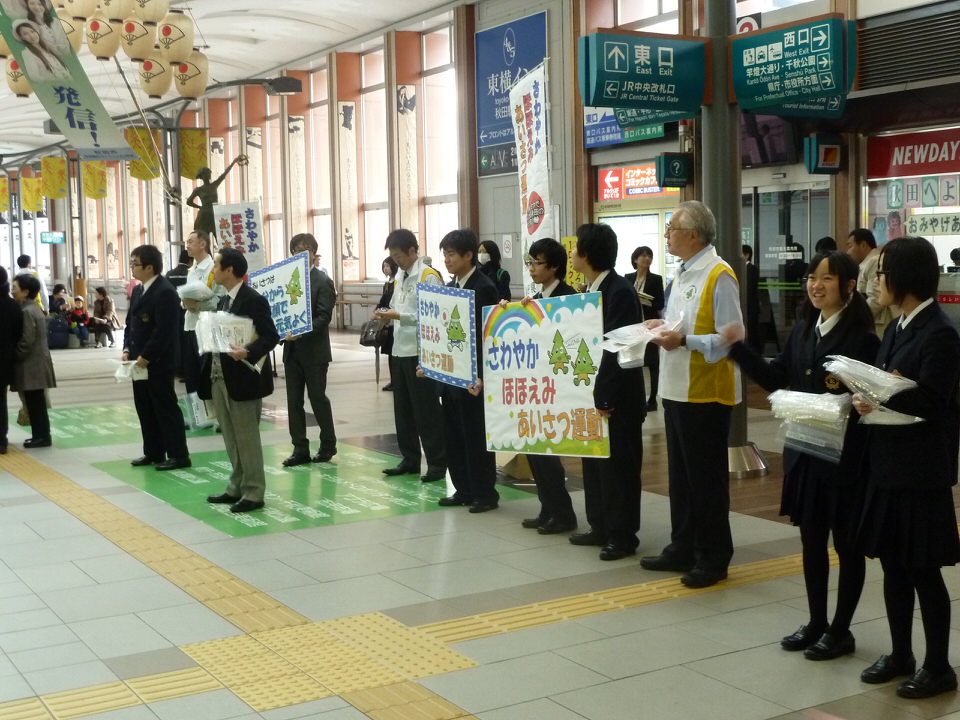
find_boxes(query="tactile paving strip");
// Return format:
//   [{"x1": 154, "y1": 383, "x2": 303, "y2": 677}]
[
  {"x1": 40, "y1": 683, "x2": 140, "y2": 720},
  {"x1": 0, "y1": 698, "x2": 51, "y2": 720}
]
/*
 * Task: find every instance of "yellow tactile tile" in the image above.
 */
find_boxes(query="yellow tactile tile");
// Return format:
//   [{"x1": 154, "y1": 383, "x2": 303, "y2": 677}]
[
  {"x1": 313, "y1": 658, "x2": 407, "y2": 695},
  {"x1": 342, "y1": 682, "x2": 438, "y2": 712},
  {"x1": 534, "y1": 594, "x2": 619, "y2": 619},
  {"x1": 367, "y1": 696, "x2": 470, "y2": 720},
  {"x1": 0, "y1": 697, "x2": 52, "y2": 720},
  {"x1": 416, "y1": 617, "x2": 501, "y2": 644},
  {"x1": 126, "y1": 667, "x2": 223, "y2": 704},
  {"x1": 231, "y1": 673, "x2": 333, "y2": 712},
  {"x1": 40, "y1": 682, "x2": 140, "y2": 720}
]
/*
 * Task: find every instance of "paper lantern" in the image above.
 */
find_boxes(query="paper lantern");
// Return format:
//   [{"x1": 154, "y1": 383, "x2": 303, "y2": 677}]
[
  {"x1": 131, "y1": 0, "x2": 169, "y2": 25},
  {"x1": 63, "y1": 0, "x2": 98, "y2": 19},
  {"x1": 174, "y1": 48, "x2": 207, "y2": 99},
  {"x1": 85, "y1": 12, "x2": 122, "y2": 59},
  {"x1": 119, "y1": 17, "x2": 154, "y2": 61},
  {"x1": 157, "y1": 9, "x2": 194, "y2": 64},
  {"x1": 59, "y1": 16, "x2": 85, "y2": 52},
  {"x1": 98, "y1": 0, "x2": 134, "y2": 22},
  {"x1": 138, "y1": 47, "x2": 170, "y2": 97},
  {"x1": 0, "y1": 32, "x2": 10, "y2": 59},
  {"x1": 6, "y1": 59, "x2": 32, "y2": 97}
]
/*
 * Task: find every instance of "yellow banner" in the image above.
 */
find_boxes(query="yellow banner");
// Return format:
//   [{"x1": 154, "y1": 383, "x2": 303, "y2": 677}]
[
  {"x1": 41, "y1": 157, "x2": 68, "y2": 199},
  {"x1": 21, "y1": 177, "x2": 43, "y2": 213},
  {"x1": 124, "y1": 127, "x2": 161, "y2": 181},
  {"x1": 82, "y1": 161, "x2": 108, "y2": 199},
  {"x1": 0, "y1": 177, "x2": 8, "y2": 212},
  {"x1": 179, "y1": 128, "x2": 208, "y2": 180}
]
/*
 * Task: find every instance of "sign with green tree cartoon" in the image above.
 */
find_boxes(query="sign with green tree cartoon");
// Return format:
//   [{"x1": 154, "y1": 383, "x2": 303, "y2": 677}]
[
  {"x1": 446, "y1": 305, "x2": 467, "y2": 351},
  {"x1": 572, "y1": 338, "x2": 598, "y2": 385},
  {"x1": 548, "y1": 330, "x2": 571, "y2": 374}
]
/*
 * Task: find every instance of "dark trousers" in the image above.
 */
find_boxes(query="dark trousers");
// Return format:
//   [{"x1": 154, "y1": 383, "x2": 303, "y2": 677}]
[
  {"x1": 181, "y1": 330, "x2": 203, "y2": 394},
  {"x1": 528, "y1": 454, "x2": 576, "y2": 524},
  {"x1": 23, "y1": 388, "x2": 50, "y2": 441},
  {"x1": 285, "y1": 351, "x2": 336, "y2": 455},
  {"x1": 391, "y1": 355, "x2": 445, "y2": 471},
  {"x1": 93, "y1": 323, "x2": 114, "y2": 345},
  {"x1": 441, "y1": 389, "x2": 497, "y2": 504},
  {"x1": 1, "y1": 386, "x2": 8, "y2": 447},
  {"x1": 662, "y1": 399, "x2": 734, "y2": 571},
  {"x1": 581, "y1": 405, "x2": 642, "y2": 549},
  {"x1": 132, "y1": 369, "x2": 189, "y2": 461}
]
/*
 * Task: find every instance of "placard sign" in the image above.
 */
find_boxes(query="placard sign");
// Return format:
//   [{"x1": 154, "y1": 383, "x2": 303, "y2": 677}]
[
  {"x1": 248, "y1": 252, "x2": 313, "y2": 338},
  {"x1": 481, "y1": 293, "x2": 609, "y2": 457},
  {"x1": 418, "y1": 283, "x2": 478, "y2": 389},
  {"x1": 213, "y1": 201, "x2": 267, "y2": 272}
]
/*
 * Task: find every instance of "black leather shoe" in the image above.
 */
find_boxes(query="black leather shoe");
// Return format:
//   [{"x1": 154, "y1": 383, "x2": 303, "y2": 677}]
[
  {"x1": 282, "y1": 453, "x2": 312, "y2": 467},
  {"x1": 0, "y1": 443, "x2": 7, "y2": 455},
  {"x1": 599, "y1": 544, "x2": 636, "y2": 561},
  {"x1": 383, "y1": 465, "x2": 418, "y2": 476},
  {"x1": 468, "y1": 501, "x2": 499, "y2": 514},
  {"x1": 640, "y1": 554, "x2": 695, "y2": 572},
  {"x1": 522, "y1": 517, "x2": 547, "y2": 529},
  {"x1": 569, "y1": 530, "x2": 606, "y2": 546},
  {"x1": 313, "y1": 449, "x2": 337, "y2": 463},
  {"x1": 420, "y1": 468, "x2": 445, "y2": 482},
  {"x1": 897, "y1": 668, "x2": 958, "y2": 699},
  {"x1": 538, "y1": 519, "x2": 578, "y2": 535},
  {"x1": 231, "y1": 499, "x2": 265, "y2": 513},
  {"x1": 681, "y1": 567, "x2": 728, "y2": 588},
  {"x1": 131, "y1": 455, "x2": 161, "y2": 467},
  {"x1": 861, "y1": 654, "x2": 916, "y2": 684},
  {"x1": 804, "y1": 631, "x2": 855, "y2": 661},
  {"x1": 781, "y1": 624, "x2": 827, "y2": 652},
  {"x1": 207, "y1": 493, "x2": 241, "y2": 504},
  {"x1": 23, "y1": 437, "x2": 52, "y2": 449},
  {"x1": 155, "y1": 457, "x2": 191, "y2": 471},
  {"x1": 438, "y1": 495, "x2": 470, "y2": 507}
]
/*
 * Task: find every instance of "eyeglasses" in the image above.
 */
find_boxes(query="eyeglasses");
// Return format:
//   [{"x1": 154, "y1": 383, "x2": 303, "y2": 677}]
[
  {"x1": 129, "y1": 261, "x2": 142, "y2": 268},
  {"x1": 525, "y1": 260, "x2": 547, "y2": 267},
  {"x1": 665, "y1": 223, "x2": 689, "y2": 234},
  {"x1": 875, "y1": 269, "x2": 889, "y2": 279}
]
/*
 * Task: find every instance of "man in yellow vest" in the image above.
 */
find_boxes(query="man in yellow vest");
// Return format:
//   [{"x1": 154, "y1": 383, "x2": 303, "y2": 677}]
[{"x1": 641, "y1": 200, "x2": 743, "y2": 589}]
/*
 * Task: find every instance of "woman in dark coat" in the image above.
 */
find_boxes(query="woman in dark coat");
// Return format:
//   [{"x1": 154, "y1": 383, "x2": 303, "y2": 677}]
[
  {"x1": 624, "y1": 246, "x2": 664, "y2": 411},
  {"x1": 11, "y1": 274, "x2": 56, "y2": 448},
  {"x1": 852, "y1": 236, "x2": 960, "y2": 699},
  {"x1": 376, "y1": 257, "x2": 398, "y2": 391},
  {"x1": 478, "y1": 240, "x2": 511, "y2": 301},
  {"x1": 0, "y1": 267, "x2": 25, "y2": 454},
  {"x1": 724, "y1": 251, "x2": 879, "y2": 661}
]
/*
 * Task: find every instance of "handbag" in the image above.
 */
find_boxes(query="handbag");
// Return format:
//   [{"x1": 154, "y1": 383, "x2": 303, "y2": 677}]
[{"x1": 359, "y1": 319, "x2": 388, "y2": 347}]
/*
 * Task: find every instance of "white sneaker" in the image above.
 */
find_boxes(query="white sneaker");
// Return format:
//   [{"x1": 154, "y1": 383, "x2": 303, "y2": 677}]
[
  {"x1": 95, "y1": 342, "x2": 103, "y2": 348},
  {"x1": 108, "y1": 342, "x2": 116, "y2": 348}
]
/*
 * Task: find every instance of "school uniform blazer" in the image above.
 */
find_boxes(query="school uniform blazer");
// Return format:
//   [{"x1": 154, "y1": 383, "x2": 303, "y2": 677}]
[
  {"x1": 534, "y1": 280, "x2": 577, "y2": 300},
  {"x1": 729, "y1": 320, "x2": 879, "y2": 484},
  {"x1": 0, "y1": 295, "x2": 23, "y2": 389},
  {"x1": 123, "y1": 274, "x2": 181, "y2": 373},
  {"x1": 282, "y1": 267, "x2": 335, "y2": 365},
  {"x1": 594, "y1": 271, "x2": 644, "y2": 415},
  {"x1": 869, "y1": 302, "x2": 960, "y2": 489},
  {"x1": 198, "y1": 283, "x2": 280, "y2": 402},
  {"x1": 624, "y1": 271, "x2": 664, "y2": 322}
]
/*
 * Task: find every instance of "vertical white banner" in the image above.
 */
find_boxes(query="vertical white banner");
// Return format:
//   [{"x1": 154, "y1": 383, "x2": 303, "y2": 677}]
[
  {"x1": 509, "y1": 62, "x2": 552, "y2": 258},
  {"x1": 338, "y1": 101, "x2": 360, "y2": 282},
  {"x1": 396, "y1": 85, "x2": 419, "y2": 234}
]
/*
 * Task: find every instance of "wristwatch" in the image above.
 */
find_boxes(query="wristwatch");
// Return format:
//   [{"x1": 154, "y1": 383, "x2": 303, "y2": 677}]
[{"x1": 680, "y1": 334, "x2": 687, "y2": 347}]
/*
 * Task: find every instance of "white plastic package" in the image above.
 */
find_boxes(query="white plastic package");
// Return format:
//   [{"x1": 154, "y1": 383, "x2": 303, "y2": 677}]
[
  {"x1": 768, "y1": 389, "x2": 851, "y2": 463},
  {"x1": 177, "y1": 281, "x2": 215, "y2": 302},
  {"x1": 604, "y1": 314, "x2": 683, "y2": 369},
  {"x1": 822, "y1": 355, "x2": 924, "y2": 425},
  {"x1": 195, "y1": 311, "x2": 254, "y2": 355}
]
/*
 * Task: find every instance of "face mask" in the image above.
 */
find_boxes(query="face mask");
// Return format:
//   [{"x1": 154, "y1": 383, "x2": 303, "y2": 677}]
[{"x1": 478, "y1": 253, "x2": 491, "y2": 265}]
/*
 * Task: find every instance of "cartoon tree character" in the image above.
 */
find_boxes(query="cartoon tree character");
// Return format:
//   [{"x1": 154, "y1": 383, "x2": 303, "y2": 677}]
[
  {"x1": 572, "y1": 339, "x2": 597, "y2": 386},
  {"x1": 285, "y1": 266, "x2": 303, "y2": 305},
  {"x1": 446, "y1": 305, "x2": 467, "y2": 351},
  {"x1": 549, "y1": 330, "x2": 571, "y2": 374}
]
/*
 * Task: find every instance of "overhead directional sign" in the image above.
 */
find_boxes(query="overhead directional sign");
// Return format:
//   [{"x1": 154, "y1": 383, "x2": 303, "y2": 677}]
[
  {"x1": 578, "y1": 30, "x2": 710, "y2": 113},
  {"x1": 730, "y1": 14, "x2": 854, "y2": 116}
]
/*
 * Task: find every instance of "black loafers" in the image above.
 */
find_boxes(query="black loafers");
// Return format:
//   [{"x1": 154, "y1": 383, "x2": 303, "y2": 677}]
[
  {"x1": 522, "y1": 517, "x2": 547, "y2": 529},
  {"x1": 861, "y1": 654, "x2": 917, "y2": 684},
  {"x1": 313, "y1": 448, "x2": 337, "y2": 463},
  {"x1": 23, "y1": 437, "x2": 52, "y2": 449},
  {"x1": 282, "y1": 453, "x2": 311, "y2": 467},
  {"x1": 438, "y1": 495, "x2": 470, "y2": 507},
  {"x1": 897, "y1": 667, "x2": 958, "y2": 699},
  {"x1": 599, "y1": 544, "x2": 636, "y2": 561},
  {"x1": 804, "y1": 631, "x2": 855, "y2": 661},
  {"x1": 420, "y1": 468, "x2": 445, "y2": 483},
  {"x1": 131, "y1": 455, "x2": 161, "y2": 467},
  {"x1": 569, "y1": 531, "x2": 606, "y2": 546},
  {"x1": 537, "y1": 519, "x2": 577, "y2": 535},
  {"x1": 640, "y1": 554, "x2": 695, "y2": 573},
  {"x1": 383, "y1": 464, "x2": 418, "y2": 476},
  {"x1": 230, "y1": 499, "x2": 265, "y2": 513},
  {"x1": 781, "y1": 624, "x2": 827, "y2": 652},
  {"x1": 681, "y1": 567, "x2": 728, "y2": 588},
  {"x1": 155, "y1": 457, "x2": 191, "y2": 471},
  {"x1": 468, "y1": 501, "x2": 498, "y2": 514},
  {"x1": 207, "y1": 493, "x2": 241, "y2": 504}
]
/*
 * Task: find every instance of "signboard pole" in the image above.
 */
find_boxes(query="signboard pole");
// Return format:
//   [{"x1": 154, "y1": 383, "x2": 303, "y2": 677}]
[{"x1": 702, "y1": 0, "x2": 766, "y2": 476}]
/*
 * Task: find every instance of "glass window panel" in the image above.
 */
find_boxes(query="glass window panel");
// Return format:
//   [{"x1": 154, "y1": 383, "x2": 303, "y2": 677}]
[
  {"x1": 424, "y1": 201, "x2": 459, "y2": 268},
  {"x1": 362, "y1": 49, "x2": 384, "y2": 87},
  {"x1": 361, "y1": 89, "x2": 388, "y2": 203},
  {"x1": 311, "y1": 68, "x2": 328, "y2": 102},
  {"x1": 312, "y1": 213, "x2": 333, "y2": 275},
  {"x1": 423, "y1": 68, "x2": 458, "y2": 197},
  {"x1": 364, "y1": 207, "x2": 390, "y2": 279},
  {"x1": 618, "y1": 0, "x2": 660, "y2": 25},
  {"x1": 310, "y1": 105, "x2": 331, "y2": 210},
  {"x1": 423, "y1": 27, "x2": 451, "y2": 70}
]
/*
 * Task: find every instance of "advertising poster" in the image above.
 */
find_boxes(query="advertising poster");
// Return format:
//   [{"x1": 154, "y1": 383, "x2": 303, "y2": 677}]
[
  {"x1": 509, "y1": 62, "x2": 553, "y2": 253},
  {"x1": 213, "y1": 201, "x2": 268, "y2": 272},
  {"x1": 482, "y1": 292, "x2": 609, "y2": 458},
  {"x1": 338, "y1": 101, "x2": 360, "y2": 282},
  {"x1": 418, "y1": 283, "x2": 478, "y2": 389},
  {"x1": 0, "y1": 0, "x2": 133, "y2": 159},
  {"x1": 248, "y1": 251, "x2": 313, "y2": 338}
]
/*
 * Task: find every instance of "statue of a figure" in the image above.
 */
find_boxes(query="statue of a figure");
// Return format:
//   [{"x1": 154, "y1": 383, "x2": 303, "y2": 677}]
[{"x1": 185, "y1": 154, "x2": 247, "y2": 235}]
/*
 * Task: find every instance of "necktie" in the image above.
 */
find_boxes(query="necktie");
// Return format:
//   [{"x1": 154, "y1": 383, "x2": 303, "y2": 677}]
[
  {"x1": 220, "y1": 294, "x2": 232, "y2": 312},
  {"x1": 402, "y1": 270, "x2": 408, "y2": 281}
]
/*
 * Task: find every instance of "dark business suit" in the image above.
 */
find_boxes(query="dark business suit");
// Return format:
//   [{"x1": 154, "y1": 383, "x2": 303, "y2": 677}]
[
  {"x1": 581, "y1": 271, "x2": 645, "y2": 551},
  {"x1": 441, "y1": 269, "x2": 500, "y2": 506},
  {"x1": 527, "y1": 281, "x2": 578, "y2": 526},
  {"x1": 283, "y1": 267, "x2": 337, "y2": 457},
  {"x1": 625, "y1": 270, "x2": 664, "y2": 403},
  {"x1": 0, "y1": 294, "x2": 24, "y2": 452},
  {"x1": 124, "y1": 274, "x2": 189, "y2": 463},
  {"x1": 198, "y1": 284, "x2": 279, "y2": 502}
]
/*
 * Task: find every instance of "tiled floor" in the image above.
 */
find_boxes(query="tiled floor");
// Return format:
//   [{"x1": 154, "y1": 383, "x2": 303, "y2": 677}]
[{"x1": 2, "y1": 334, "x2": 960, "y2": 719}]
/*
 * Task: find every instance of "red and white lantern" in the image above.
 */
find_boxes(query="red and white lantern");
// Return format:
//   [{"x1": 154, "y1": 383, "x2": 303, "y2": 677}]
[
  {"x1": 98, "y1": 0, "x2": 135, "y2": 22},
  {"x1": 119, "y1": 17, "x2": 154, "y2": 61},
  {"x1": 174, "y1": 48, "x2": 207, "y2": 99},
  {"x1": 138, "y1": 46, "x2": 171, "y2": 97},
  {"x1": 130, "y1": 0, "x2": 169, "y2": 25},
  {"x1": 63, "y1": 0, "x2": 98, "y2": 20},
  {"x1": 6, "y1": 58, "x2": 32, "y2": 97},
  {"x1": 157, "y1": 10, "x2": 194, "y2": 64},
  {"x1": 59, "y1": 16, "x2": 85, "y2": 52},
  {"x1": 85, "y1": 12, "x2": 122, "y2": 59},
  {"x1": 0, "y1": 32, "x2": 10, "y2": 59}
]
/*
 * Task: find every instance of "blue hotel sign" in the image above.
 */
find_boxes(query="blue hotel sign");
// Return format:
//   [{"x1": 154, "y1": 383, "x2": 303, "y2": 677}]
[{"x1": 475, "y1": 12, "x2": 547, "y2": 177}]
